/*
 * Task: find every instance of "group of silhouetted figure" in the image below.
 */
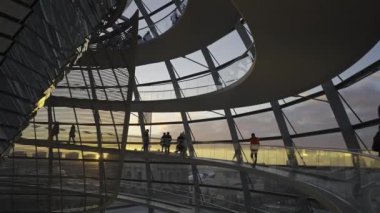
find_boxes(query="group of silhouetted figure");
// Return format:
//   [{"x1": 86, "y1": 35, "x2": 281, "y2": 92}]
[
  {"x1": 142, "y1": 129, "x2": 188, "y2": 156},
  {"x1": 160, "y1": 132, "x2": 172, "y2": 153},
  {"x1": 49, "y1": 122, "x2": 76, "y2": 145}
]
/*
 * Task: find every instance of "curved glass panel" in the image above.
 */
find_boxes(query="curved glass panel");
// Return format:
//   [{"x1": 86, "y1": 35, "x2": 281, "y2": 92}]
[
  {"x1": 234, "y1": 111, "x2": 280, "y2": 138},
  {"x1": 187, "y1": 110, "x2": 225, "y2": 120},
  {"x1": 190, "y1": 120, "x2": 232, "y2": 141},
  {"x1": 208, "y1": 30, "x2": 247, "y2": 64},
  {"x1": 136, "y1": 62, "x2": 171, "y2": 84},
  {"x1": 139, "y1": 0, "x2": 188, "y2": 36},
  {"x1": 355, "y1": 126, "x2": 378, "y2": 153},
  {"x1": 121, "y1": 0, "x2": 188, "y2": 41},
  {"x1": 135, "y1": 50, "x2": 253, "y2": 100},
  {"x1": 151, "y1": 112, "x2": 182, "y2": 123},
  {"x1": 137, "y1": 83, "x2": 176, "y2": 100},
  {"x1": 339, "y1": 71, "x2": 380, "y2": 122},
  {"x1": 282, "y1": 95, "x2": 339, "y2": 133},
  {"x1": 292, "y1": 132, "x2": 346, "y2": 149},
  {"x1": 194, "y1": 144, "x2": 235, "y2": 160},
  {"x1": 171, "y1": 54, "x2": 208, "y2": 77}
]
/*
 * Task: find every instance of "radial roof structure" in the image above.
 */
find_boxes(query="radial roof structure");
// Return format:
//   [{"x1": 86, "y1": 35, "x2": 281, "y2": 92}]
[{"x1": 0, "y1": 0, "x2": 380, "y2": 212}]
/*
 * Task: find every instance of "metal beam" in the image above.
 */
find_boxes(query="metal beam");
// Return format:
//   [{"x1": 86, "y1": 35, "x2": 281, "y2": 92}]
[
  {"x1": 166, "y1": 60, "x2": 201, "y2": 213},
  {"x1": 225, "y1": 109, "x2": 253, "y2": 213},
  {"x1": 201, "y1": 47, "x2": 253, "y2": 212},
  {"x1": 201, "y1": 48, "x2": 221, "y2": 88},
  {"x1": 47, "y1": 105, "x2": 53, "y2": 212},
  {"x1": 235, "y1": 21, "x2": 253, "y2": 56},
  {"x1": 135, "y1": 0, "x2": 159, "y2": 37},
  {"x1": 113, "y1": 11, "x2": 155, "y2": 211},
  {"x1": 322, "y1": 80, "x2": 361, "y2": 151},
  {"x1": 271, "y1": 100, "x2": 298, "y2": 166},
  {"x1": 88, "y1": 69, "x2": 106, "y2": 211},
  {"x1": 132, "y1": 86, "x2": 155, "y2": 213}
]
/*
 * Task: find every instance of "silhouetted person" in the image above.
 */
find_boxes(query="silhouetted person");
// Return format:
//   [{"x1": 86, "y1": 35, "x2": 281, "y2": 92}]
[
  {"x1": 177, "y1": 132, "x2": 187, "y2": 156},
  {"x1": 165, "y1": 132, "x2": 172, "y2": 154},
  {"x1": 170, "y1": 11, "x2": 179, "y2": 25},
  {"x1": 373, "y1": 128, "x2": 380, "y2": 157},
  {"x1": 142, "y1": 129, "x2": 150, "y2": 152},
  {"x1": 250, "y1": 133, "x2": 260, "y2": 167},
  {"x1": 68, "y1": 125, "x2": 76, "y2": 145},
  {"x1": 160, "y1": 132, "x2": 166, "y2": 152},
  {"x1": 143, "y1": 31, "x2": 152, "y2": 42},
  {"x1": 51, "y1": 122, "x2": 60, "y2": 141},
  {"x1": 372, "y1": 105, "x2": 380, "y2": 157}
]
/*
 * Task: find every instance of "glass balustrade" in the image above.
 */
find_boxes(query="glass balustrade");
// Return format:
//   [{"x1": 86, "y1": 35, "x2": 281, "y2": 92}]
[
  {"x1": 118, "y1": 159, "x2": 328, "y2": 212},
  {"x1": 193, "y1": 144, "x2": 380, "y2": 168},
  {"x1": 137, "y1": 50, "x2": 253, "y2": 101},
  {"x1": 94, "y1": 0, "x2": 188, "y2": 49},
  {"x1": 55, "y1": 48, "x2": 253, "y2": 101},
  {"x1": 195, "y1": 145, "x2": 380, "y2": 213},
  {"x1": 119, "y1": 181, "x2": 246, "y2": 212},
  {"x1": 10, "y1": 139, "x2": 378, "y2": 212},
  {"x1": 137, "y1": 0, "x2": 188, "y2": 39},
  {"x1": 0, "y1": 144, "x2": 122, "y2": 212}
]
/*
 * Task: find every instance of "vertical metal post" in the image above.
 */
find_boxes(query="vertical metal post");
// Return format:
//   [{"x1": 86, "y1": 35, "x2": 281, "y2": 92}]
[
  {"x1": 114, "y1": 10, "x2": 155, "y2": 212},
  {"x1": 271, "y1": 100, "x2": 298, "y2": 166},
  {"x1": 224, "y1": 110, "x2": 243, "y2": 163},
  {"x1": 322, "y1": 80, "x2": 361, "y2": 151},
  {"x1": 201, "y1": 48, "x2": 252, "y2": 212},
  {"x1": 322, "y1": 81, "x2": 362, "y2": 189},
  {"x1": 200, "y1": 48, "x2": 221, "y2": 88},
  {"x1": 132, "y1": 4, "x2": 159, "y2": 211},
  {"x1": 115, "y1": 11, "x2": 155, "y2": 213},
  {"x1": 235, "y1": 21, "x2": 254, "y2": 55},
  {"x1": 166, "y1": 60, "x2": 201, "y2": 212},
  {"x1": 131, "y1": 88, "x2": 154, "y2": 213},
  {"x1": 135, "y1": 0, "x2": 159, "y2": 37},
  {"x1": 47, "y1": 105, "x2": 53, "y2": 212},
  {"x1": 88, "y1": 69, "x2": 106, "y2": 211},
  {"x1": 225, "y1": 109, "x2": 253, "y2": 213}
]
